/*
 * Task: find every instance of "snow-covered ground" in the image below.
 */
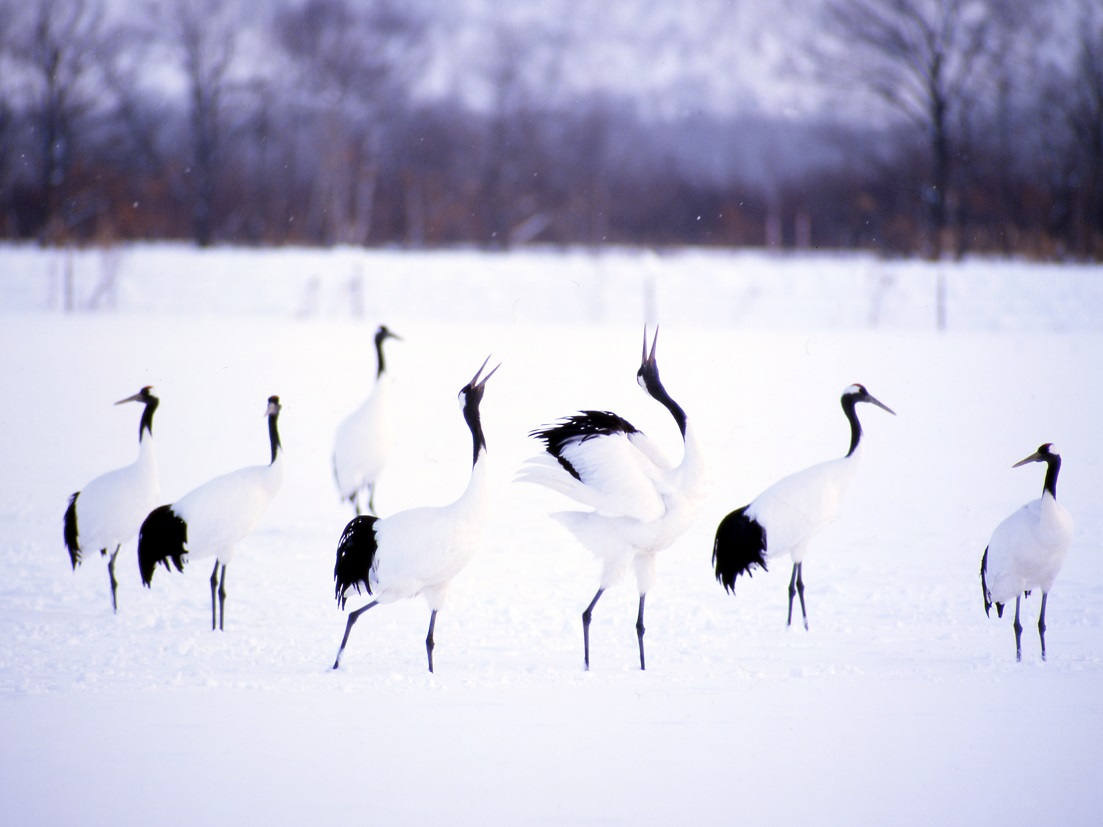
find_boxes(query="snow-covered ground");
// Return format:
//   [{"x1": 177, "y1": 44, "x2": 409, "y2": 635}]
[{"x1": 2, "y1": 244, "x2": 1101, "y2": 825}]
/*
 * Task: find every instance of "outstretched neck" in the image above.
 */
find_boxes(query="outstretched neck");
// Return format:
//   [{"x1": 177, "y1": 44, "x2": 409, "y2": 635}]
[
  {"x1": 1042, "y1": 455, "x2": 1061, "y2": 499},
  {"x1": 268, "y1": 414, "x2": 282, "y2": 466},
  {"x1": 375, "y1": 337, "x2": 388, "y2": 380},
  {"x1": 842, "y1": 397, "x2": 862, "y2": 457},
  {"x1": 464, "y1": 405, "x2": 487, "y2": 467},
  {"x1": 139, "y1": 398, "x2": 158, "y2": 442},
  {"x1": 651, "y1": 385, "x2": 687, "y2": 439}
]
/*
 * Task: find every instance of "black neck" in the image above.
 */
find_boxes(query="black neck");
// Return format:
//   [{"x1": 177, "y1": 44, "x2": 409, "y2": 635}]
[
  {"x1": 268, "y1": 412, "x2": 282, "y2": 465},
  {"x1": 842, "y1": 396, "x2": 862, "y2": 457},
  {"x1": 463, "y1": 394, "x2": 487, "y2": 467},
  {"x1": 375, "y1": 334, "x2": 388, "y2": 379},
  {"x1": 1042, "y1": 455, "x2": 1061, "y2": 498},
  {"x1": 140, "y1": 397, "x2": 159, "y2": 441},
  {"x1": 647, "y1": 381, "x2": 687, "y2": 439}
]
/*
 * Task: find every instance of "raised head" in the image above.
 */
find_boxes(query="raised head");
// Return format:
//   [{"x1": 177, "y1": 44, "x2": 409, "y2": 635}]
[
  {"x1": 460, "y1": 356, "x2": 499, "y2": 464},
  {"x1": 636, "y1": 326, "x2": 687, "y2": 438}
]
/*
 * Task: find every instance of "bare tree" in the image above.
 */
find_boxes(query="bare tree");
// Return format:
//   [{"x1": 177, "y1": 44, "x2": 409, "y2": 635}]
[
  {"x1": 9, "y1": 0, "x2": 108, "y2": 241},
  {"x1": 814, "y1": 0, "x2": 1019, "y2": 258},
  {"x1": 146, "y1": 0, "x2": 242, "y2": 246},
  {"x1": 275, "y1": 0, "x2": 427, "y2": 245}
]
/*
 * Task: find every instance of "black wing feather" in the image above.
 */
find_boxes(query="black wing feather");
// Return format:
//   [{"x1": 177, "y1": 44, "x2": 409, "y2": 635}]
[
  {"x1": 530, "y1": 410, "x2": 640, "y2": 480},
  {"x1": 137, "y1": 505, "x2": 188, "y2": 586},
  {"x1": 712, "y1": 506, "x2": 768, "y2": 595},
  {"x1": 64, "y1": 492, "x2": 81, "y2": 569},
  {"x1": 334, "y1": 516, "x2": 380, "y2": 609}
]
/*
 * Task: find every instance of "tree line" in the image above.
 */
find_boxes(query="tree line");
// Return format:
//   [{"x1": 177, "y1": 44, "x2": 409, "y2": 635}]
[{"x1": 0, "y1": 0, "x2": 1100, "y2": 259}]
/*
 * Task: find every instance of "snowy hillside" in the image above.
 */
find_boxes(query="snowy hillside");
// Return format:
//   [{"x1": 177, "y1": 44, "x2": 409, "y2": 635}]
[{"x1": 1, "y1": 244, "x2": 1101, "y2": 825}]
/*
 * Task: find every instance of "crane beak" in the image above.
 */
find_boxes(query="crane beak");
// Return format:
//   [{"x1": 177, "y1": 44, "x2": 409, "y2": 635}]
[
  {"x1": 641, "y1": 325, "x2": 659, "y2": 367},
  {"x1": 468, "y1": 355, "x2": 500, "y2": 390},
  {"x1": 115, "y1": 386, "x2": 152, "y2": 405},
  {"x1": 866, "y1": 394, "x2": 896, "y2": 416},
  {"x1": 1013, "y1": 446, "x2": 1048, "y2": 468}
]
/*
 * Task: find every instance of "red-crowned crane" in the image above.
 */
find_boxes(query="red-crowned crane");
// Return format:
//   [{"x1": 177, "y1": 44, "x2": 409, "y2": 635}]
[
  {"x1": 333, "y1": 325, "x2": 400, "y2": 515},
  {"x1": 332, "y1": 357, "x2": 498, "y2": 673},
  {"x1": 519, "y1": 328, "x2": 707, "y2": 671},
  {"x1": 63, "y1": 386, "x2": 160, "y2": 613},
  {"x1": 981, "y1": 443, "x2": 1073, "y2": 662},
  {"x1": 712, "y1": 384, "x2": 895, "y2": 629},
  {"x1": 137, "y1": 395, "x2": 284, "y2": 631}
]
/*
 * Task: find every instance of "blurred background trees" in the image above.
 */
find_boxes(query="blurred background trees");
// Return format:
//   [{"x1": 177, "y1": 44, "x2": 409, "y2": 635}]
[{"x1": 0, "y1": 0, "x2": 1099, "y2": 259}]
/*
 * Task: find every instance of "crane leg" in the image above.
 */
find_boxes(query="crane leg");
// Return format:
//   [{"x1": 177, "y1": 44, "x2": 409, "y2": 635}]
[
  {"x1": 367, "y1": 483, "x2": 377, "y2": 517},
  {"x1": 210, "y1": 562, "x2": 219, "y2": 630},
  {"x1": 582, "y1": 588, "x2": 605, "y2": 671},
  {"x1": 426, "y1": 610, "x2": 438, "y2": 673},
  {"x1": 332, "y1": 600, "x2": 379, "y2": 669},
  {"x1": 787, "y1": 564, "x2": 809, "y2": 630},
  {"x1": 796, "y1": 563, "x2": 808, "y2": 630},
  {"x1": 108, "y1": 546, "x2": 120, "y2": 613},
  {"x1": 636, "y1": 594, "x2": 647, "y2": 671},
  {"x1": 1013, "y1": 595, "x2": 1023, "y2": 662},
  {"x1": 209, "y1": 562, "x2": 227, "y2": 631},
  {"x1": 217, "y1": 564, "x2": 227, "y2": 631},
  {"x1": 1038, "y1": 592, "x2": 1049, "y2": 662}
]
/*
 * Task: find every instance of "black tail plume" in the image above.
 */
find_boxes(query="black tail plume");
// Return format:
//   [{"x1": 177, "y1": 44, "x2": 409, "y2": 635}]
[
  {"x1": 64, "y1": 492, "x2": 80, "y2": 569},
  {"x1": 334, "y1": 515, "x2": 379, "y2": 609},
  {"x1": 138, "y1": 505, "x2": 188, "y2": 586},
  {"x1": 980, "y1": 547, "x2": 992, "y2": 617},
  {"x1": 712, "y1": 506, "x2": 768, "y2": 595}
]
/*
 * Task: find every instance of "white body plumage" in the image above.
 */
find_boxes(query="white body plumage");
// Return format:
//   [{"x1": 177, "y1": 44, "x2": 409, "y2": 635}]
[
  {"x1": 712, "y1": 384, "x2": 895, "y2": 630},
  {"x1": 520, "y1": 328, "x2": 706, "y2": 670},
  {"x1": 365, "y1": 458, "x2": 489, "y2": 610},
  {"x1": 138, "y1": 395, "x2": 284, "y2": 630},
  {"x1": 332, "y1": 358, "x2": 498, "y2": 672},
  {"x1": 333, "y1": 325, "x2": 399, "y2": 515},
  {"x1": 64, "y1": 386, "x2": 161, "y2": 612},
  {"x1": 745, "y1": 444, "x2": 863, "y2": 565},
  {"x1": 169, "y1": 455, "x2": 284, "y2": 567},
  {"x1": 981, "y1": 443, "x2": 1073, "y2": 661}
]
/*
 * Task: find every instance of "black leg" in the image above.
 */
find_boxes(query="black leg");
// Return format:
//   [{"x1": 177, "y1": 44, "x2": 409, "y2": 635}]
[
  {"x1": 217, "y1": 564, "x2": 227, "y2": 631},
  {"x1": 426, "y1": 609, "x2": 437, "y2": 673},
  {"x1": 582, "y1": 588, "x2": 605, "y2": 671},
  {"x1": 108, "y1": 546, "x2": 120, "y2": 613},
  {"x1": 636, "y1": 594, "x2": 647, "y2": 671},
  {"x1": 787, "y1": 564, "x2": 798, "y2": 627},
  {"x1": 367, "y1": 483, "x2": 377, "y2": 517},
  {"x1": 210, "y1": 561, "x2": 220, "y2": 630},
  {"x1": 1038, "y1": 592, "x2": 1049, "y2": 662},
  {"x1": 333, "y1": 600, "x2": 379, "y2": 669},
  {"x1": 795, "y1": 562, "x2": 808, "y2": 630},
  {"x1": 1013, "y1": 595, "x2": 1023, "y2": 662}
]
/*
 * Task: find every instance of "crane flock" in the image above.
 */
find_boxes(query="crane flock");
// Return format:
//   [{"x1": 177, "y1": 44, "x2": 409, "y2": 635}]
[{"x1": 60, "y1": 327, "x2": 1078, "y2": 668}]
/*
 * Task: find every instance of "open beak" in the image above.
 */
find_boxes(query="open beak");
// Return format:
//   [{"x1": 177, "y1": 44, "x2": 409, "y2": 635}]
[
  {"x1": 641, "y1": 326, "x2": 659, "y2": 368},
  {"x1": 469, "y1": 356, "x2": 500, "y2": 390}
]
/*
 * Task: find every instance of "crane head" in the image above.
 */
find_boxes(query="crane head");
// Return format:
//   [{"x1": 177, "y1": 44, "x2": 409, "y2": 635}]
[
  {"x1": 843, "y1": 384, "x2": 896, "y2": 416},
  {"x1": 115, "y1": 386, "x2": 156, "y2": 406},
  {"x1": 1013, "y1": 443, "x2": 1058, "y2": 468}
]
